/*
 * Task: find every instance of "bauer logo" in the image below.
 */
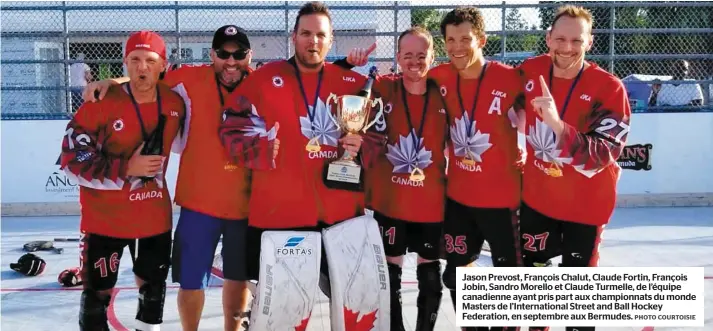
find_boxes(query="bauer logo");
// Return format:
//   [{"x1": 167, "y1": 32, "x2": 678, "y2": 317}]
[{"x1": 276, "y1": 236, "x2": 313, "y2": 257}]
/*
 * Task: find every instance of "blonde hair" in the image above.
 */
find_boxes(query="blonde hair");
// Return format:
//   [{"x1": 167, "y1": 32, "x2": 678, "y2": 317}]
[
  {"x1": 551, "y1": 5, "x2": 593, "y2": 34},
  {"x1": 397, "y1": 26, "x2": 434, "y2": 53}
]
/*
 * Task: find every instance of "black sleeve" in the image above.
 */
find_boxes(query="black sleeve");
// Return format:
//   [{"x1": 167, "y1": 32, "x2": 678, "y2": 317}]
[{"x1": 332, "y1": 57, "x2": 355, "y2": 70}]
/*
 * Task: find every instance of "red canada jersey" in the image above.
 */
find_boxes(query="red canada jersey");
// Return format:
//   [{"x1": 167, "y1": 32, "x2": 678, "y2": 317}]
[
  {"x1": 366, "y1": 76, "x2": 448, "y2": 223},
  {"x1": 162, "y1": 65, "x2": 253, "y2": 220},
  {"x1": 429, "y1": 62, "x2": 524, "y2": 209},
  {"x1": 519, "y1": 55, "x2": 631, "y2": 225},
  {"x1": 60, "y1": 84, "x2": 185, "y2": 239},
  {"x1": 220, "y1": 59, "x2": 386, "y2": 229}
]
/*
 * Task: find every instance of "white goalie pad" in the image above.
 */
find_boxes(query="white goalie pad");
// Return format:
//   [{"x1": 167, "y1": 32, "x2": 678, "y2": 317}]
[
  {"x1": 249, "y1": 230, "x2": 322, "y2": 331},
  {"x1": 322, "y1": 215, "x2": 390, "y2": 331}
]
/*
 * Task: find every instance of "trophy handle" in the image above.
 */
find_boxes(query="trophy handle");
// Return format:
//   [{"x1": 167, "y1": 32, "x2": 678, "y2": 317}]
[
  {"x1": 362, "y1": 97, "x2": 384, "y2": 133},
  {"x1": 326, "y1": 93, "x2": 341, "y2": 130}
]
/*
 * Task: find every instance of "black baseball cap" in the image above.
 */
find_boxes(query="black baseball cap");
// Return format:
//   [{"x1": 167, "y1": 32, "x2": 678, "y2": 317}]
[{"x1": 212, "y1": 25, "x2": 251, "y2": 50}]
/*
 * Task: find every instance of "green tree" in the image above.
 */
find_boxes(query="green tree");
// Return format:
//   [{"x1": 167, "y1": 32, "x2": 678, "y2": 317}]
[
  {"x1": 632, "y1": 5, "x2": 713, "y2": 78},
  {"x1": 504, "y1": 8, "x2": 541, "y2": 58},
  {"x1": 506, "y1": 8, "x2": 528, "y2": 30},
  {"x1": 98, "y1": 63, "x2": 113, "y2": 80},
  {"x1": 538, "y1": 2, "x2": 712, "y2": 79},
  {"x1": 537, "y1": 1, "x2": 611, "y2": 69},
  {"x1": 411, "y1": 8, "x2": 447, "y2": 60}
]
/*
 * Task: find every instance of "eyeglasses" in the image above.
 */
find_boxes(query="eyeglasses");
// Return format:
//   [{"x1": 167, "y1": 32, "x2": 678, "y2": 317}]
[{"x1": 215, "y1": 49, "x2": 249, "y2": 60}]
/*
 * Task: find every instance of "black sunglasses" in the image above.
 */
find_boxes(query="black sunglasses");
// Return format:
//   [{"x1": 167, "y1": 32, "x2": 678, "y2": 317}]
[{"x1": 215, "y1": 48, "x2": 249, "y2": 60}]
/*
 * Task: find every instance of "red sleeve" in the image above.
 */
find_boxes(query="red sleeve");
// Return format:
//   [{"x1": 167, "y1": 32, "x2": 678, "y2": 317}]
[
  {"x1": 60, "y1": 103, "x2": 129, "y2": 190},
  {"x1": 507, "y1": 67, "x2": 526, "y2": 129},
  {"x1": 512, "y1": 65, "x2": 529, "y2": 134},
  {"x1": 511, "y1": 68, "x2": 526, "y2": 113},
  {"x1": 557, "y1": 77, "x2": 631, "y2": 178},
  {"x1": 166, "y1": 88, "x2": 187, "y2": 145},
  {"x1": 219, "y1": 77, "x2": 278, "y2": 170},
  {"x1": 160, "y1": 65, "x2": 191, "y2": 88}
]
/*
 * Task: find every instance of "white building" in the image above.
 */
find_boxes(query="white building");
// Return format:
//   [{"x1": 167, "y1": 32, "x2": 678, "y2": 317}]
[{"x1": 1, "y1": 1, "x2": 413, "y2": 114}]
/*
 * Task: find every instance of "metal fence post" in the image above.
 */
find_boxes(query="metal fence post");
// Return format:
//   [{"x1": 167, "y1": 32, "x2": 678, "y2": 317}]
[
  {"x1": 175, "y1": 1, "x2": 181, "y2": 66},
  {"x1": 609, "y1": 3, "x2": 615, "y2": 73},
  {"x1": 501, "y1": 1, "x2": 507, "y2": 61},
  {"x1": 63, "y1": 1, "x2": 70, "y2": 115},
  {"x1": 393, "y1": 1, "x2": 399, "y2": 72},
  {"x1": 285, "y1": 1, "x2": 290, "y2": 59}
]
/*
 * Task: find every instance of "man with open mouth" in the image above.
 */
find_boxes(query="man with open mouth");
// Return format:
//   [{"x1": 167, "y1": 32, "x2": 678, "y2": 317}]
[{"x1": 82, "y1": 25, "x2": 256, "y2": 331}]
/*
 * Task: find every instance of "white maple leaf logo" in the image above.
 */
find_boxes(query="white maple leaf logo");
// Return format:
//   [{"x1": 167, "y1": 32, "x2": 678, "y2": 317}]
[
  {"x1": 243, "y1": 105, "x2": 278, "y2": 140},
  {"x1": 385, "y1": 129, "x2": 433, "y2": 173},
  {"x1": 300, "y1": 98, "x2": 340, "y2": 147},
  {"x1": 449, "y1": 111, "x2": 492, "y2": 162},
  {"x1": 526, "y1": 117, "x2": 572, "y2": 167}
]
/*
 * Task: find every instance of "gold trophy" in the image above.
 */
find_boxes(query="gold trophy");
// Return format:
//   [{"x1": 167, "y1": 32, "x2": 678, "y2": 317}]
[{"x1": 323, "y1": 92, "x2": 383, "y2": 191}]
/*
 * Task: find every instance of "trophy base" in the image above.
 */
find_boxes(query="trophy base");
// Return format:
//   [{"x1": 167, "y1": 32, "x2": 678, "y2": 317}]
[{"x1": 323, "y1": 161, "x2": 364, "y2": 192}]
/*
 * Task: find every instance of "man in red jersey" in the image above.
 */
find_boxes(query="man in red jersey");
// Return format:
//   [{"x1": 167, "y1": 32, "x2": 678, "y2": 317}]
[
  {"x1": 83, "y1": 25, "x2": 255, "y2": 331},
  {"x1": 219, "y1": 0, "x2": 386, "y2": 319},
  {"x1": 427, "y1": 8, "x2": 525, "y2": 328},
  {"x1": 518, "y1": 5, "x2": 631, "y2": 331},
  {"x1": 61, "y1": 31, "x2": 185, "y2": 331},
  {"x1": 347, "y1": 27, "x2": 448, "y2": 331}
]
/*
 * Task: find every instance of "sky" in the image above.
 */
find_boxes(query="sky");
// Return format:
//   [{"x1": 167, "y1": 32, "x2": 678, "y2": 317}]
[{"x1": 406, "y1": 0, "x2": 543, "y2": 31}]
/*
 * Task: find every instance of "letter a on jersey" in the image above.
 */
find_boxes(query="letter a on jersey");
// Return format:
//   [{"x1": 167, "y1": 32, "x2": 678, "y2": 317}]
[{"x1": 488, "y1": 97, "x2": 502, "y2": 115}]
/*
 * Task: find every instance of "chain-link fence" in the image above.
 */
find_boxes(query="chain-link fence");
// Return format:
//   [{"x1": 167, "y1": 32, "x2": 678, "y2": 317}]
[{"x1": 2, "y1": 1, "x2": 712, "y2": 119}]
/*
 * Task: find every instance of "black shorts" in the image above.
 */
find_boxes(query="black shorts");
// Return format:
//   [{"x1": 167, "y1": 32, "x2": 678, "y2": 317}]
[
  {"x1": 520, "y1": 202, "x2": 603, "y2": 267},
  {"x1": 246, "y1": 224, "x2": 329, "y2": 281},
  {"x1": 372, "y1": 211, "x2": 442, "y2": 260},
  {"x1": 443, "y1": 198, "x2": 521, "y2": 267},
  {"x1": 80, "y1": 231, "x2": 172, "y2": 291}
]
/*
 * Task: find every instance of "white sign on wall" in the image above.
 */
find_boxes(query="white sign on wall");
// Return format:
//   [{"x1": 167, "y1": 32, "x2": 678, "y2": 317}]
[{"x1": 615, "y1": 112, "x2": 713, "y2": 195}]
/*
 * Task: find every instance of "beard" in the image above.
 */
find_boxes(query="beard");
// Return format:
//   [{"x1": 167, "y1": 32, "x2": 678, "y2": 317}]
[
  {"x1": 553, "y1": 52, "x2": 583, "y2": 72},
  {"x1": 295, "y1": 51, "x2": 324, "y2": 70},
  {"x1": 218, "y1": 68, "x2": 245, "y2": 88}
]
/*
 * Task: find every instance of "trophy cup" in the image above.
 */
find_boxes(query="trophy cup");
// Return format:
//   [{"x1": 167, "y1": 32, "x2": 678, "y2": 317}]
[{"x1": 323, "y1": 91, "x2": 384, "y2": 191}]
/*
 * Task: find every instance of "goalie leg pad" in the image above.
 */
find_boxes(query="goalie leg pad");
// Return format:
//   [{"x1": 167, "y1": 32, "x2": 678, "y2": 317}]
[
  {"x1": 322, "y1": 215, "x2": 391, "y2": 330},
  {"x1": 135, "y1": 282, "x2": 166, "y2": 327},
  {"x1": 388, "y1": 263, "x2": 405, "y2": 331},
  {"x1": 415, "y1": 261, "x2": 442, "y2": 331},
  {"x1": 249, "y1": 230, "x2": 322, "y2": 331},
  {"x1": 79, "y1": 289, "x2": 110, "y2": 331}
]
